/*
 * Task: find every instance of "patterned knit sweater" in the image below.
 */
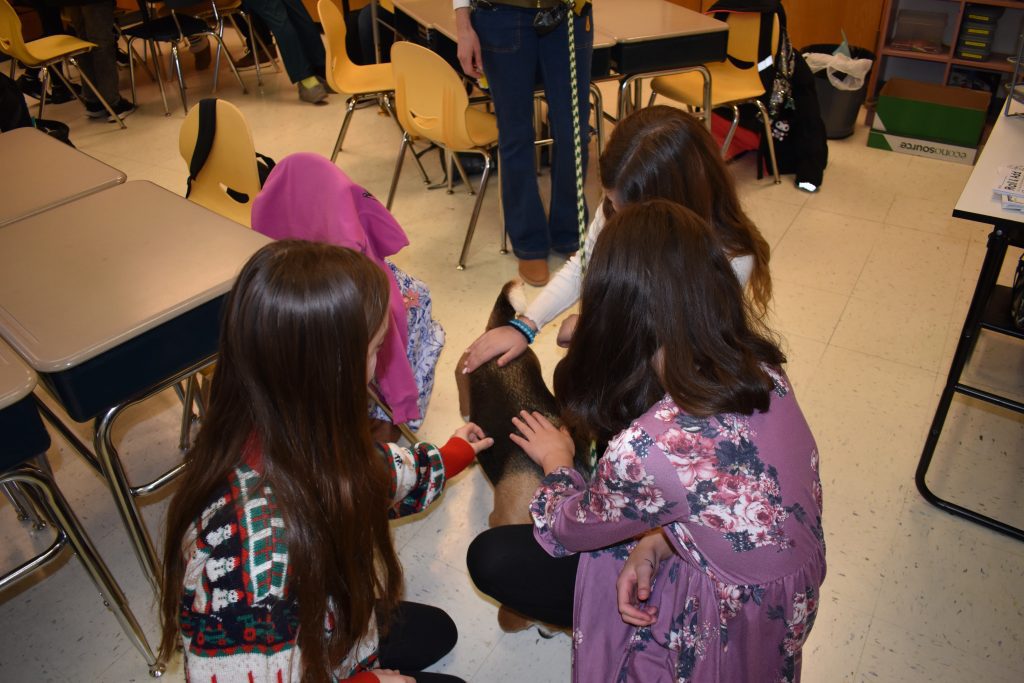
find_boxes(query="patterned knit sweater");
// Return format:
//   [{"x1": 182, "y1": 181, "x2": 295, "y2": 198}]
[{"x1": 178, "y1": 438, "x2": 473, "y2": 683}]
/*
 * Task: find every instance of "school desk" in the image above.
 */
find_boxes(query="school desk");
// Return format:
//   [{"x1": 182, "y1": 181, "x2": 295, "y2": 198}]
[
  {"x1": 917, "y1": 111, "x2": 1024, "y2": 541},
  {"x1": 0, "y1": 127, "x2": 126, "y2": 228},
  {"x1": 0, "y1": 338, "x2": 164, "y2": 675},
  {"x1": 0, "y1": 180, "x2": 271, "y2": 588}
]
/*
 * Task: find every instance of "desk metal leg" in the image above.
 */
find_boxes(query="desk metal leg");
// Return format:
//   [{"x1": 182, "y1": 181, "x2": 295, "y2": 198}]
[
  {"x1": 915, "y1": 226, "x2": 1023, "y2": 541},
  {"x1": 3, "y1": 467, "x2": 165, "y2": 676},
  {"x1": 91, "y1": 359, "x2": 215, "y2": 592},
  {"x1": 95, "y1": 404, "x2": 162, "y2": 592}
]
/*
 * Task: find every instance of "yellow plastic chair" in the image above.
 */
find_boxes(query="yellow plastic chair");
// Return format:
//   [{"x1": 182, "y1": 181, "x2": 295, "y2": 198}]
[
  {"x1": 178, "y1": 99, "x2": 262, "y2": 227},
  {"x1": 0, "y1": 0, "x2": 125, "y2": 128},
  {"x1": 318, "y1": 0, "x2": 401, "y2": 162},
  {"x1": 649, "y1": 11, "x2": 780, "y2": 183},
  {"x1": 385, "y1": 41, "x2": 500, "y2": 270}
]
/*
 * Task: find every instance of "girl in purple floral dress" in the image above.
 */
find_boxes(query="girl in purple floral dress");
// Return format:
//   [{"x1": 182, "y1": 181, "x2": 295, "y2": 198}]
[{"x1": 511, "y1": 201, "x2": 825, "y2": 682}]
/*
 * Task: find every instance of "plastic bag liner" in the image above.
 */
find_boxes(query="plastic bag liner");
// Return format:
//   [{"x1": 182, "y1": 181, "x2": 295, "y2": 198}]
[{"x1": 804, "y1": 51, "x2": 873, "y2": 91}]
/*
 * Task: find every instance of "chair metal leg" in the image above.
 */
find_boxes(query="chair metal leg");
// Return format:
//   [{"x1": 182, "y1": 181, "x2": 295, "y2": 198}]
[
  {"x1": 452, "y1": 154, "x2": 473, "y2": 195},
  {"x1": 51, "y1": 63, "x2": 88, "y2": 108},
  {"x1": 213, "y1": 22, "x2": 225, "y2": 91},
  {"x1": 175, "y1": 376, "x2": 198, "y2": 451},
  {"x1": 497, "y1": 149, "x2": 507, "y2": 254},
  {"x1": 445, "y1": 149, "x2": 455, "y2": 194},
  {"x1": 67, "y1": 56, "x2": 126, "y2": 129},
  {"x1": 36, "y1": 65, "x2": 49, "y2": 120},
  {"x1": 386, "y1": 133, "x2": 411, "y2": 209},
  {"x1": 382, "y1": 96, "x2": 431, "y2": 184},
  {"x1": 149, "y1": 40, "x2": 171, "y2": 116},
  {"x1": 2, "y1": 482, "x2": 46, "y2": 529},
  {"x1": 331, "y1": 97, "x2": 358, "y2": 161},
  {"x1": 2, "y1": 466, "x2": 165, "y2": 677},
  {"x1": 590, "y1": 82, "x2": 604, "y2": 156},
  {"x1": 210, "y1": 33, "x2": 247, "y2": 95},
  {"x1": 721, "y1": 104, "x2": 741, "y2": 158},
  {"x1": 755, "y1": 99, "x2": 781, "y2": 184},
  {"x1": 170, "y1": 44, "x2": 188, "y2": 114},
  {"x1": 457, "y1": 150, "x2": 493, "y2": 270}
]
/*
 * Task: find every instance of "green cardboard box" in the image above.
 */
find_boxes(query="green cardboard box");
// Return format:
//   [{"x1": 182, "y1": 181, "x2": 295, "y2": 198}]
[{"x1": 868, "y1": 78, "x2": 990, "y2": 163}]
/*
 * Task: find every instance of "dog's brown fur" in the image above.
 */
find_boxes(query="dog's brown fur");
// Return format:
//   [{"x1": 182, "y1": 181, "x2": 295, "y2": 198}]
[{"x1": 456, "y1": 282, "x2": 587, "y2": 527}]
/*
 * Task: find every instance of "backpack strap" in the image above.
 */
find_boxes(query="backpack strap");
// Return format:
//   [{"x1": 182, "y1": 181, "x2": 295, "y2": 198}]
[{"x1": 186, "y1": 98, "x2": 218, "y2": 198}]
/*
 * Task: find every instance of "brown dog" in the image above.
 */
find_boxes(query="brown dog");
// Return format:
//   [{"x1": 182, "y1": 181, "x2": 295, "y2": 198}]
[{"x1": 456, "y1": 282, "x2": 588, "y2": 527}]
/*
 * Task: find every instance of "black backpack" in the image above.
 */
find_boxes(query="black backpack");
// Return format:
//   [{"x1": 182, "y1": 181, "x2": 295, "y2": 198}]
[
  {"x1": 185, "y1": 97, "x2": 275, "y2": 203},
  {"x1": 0, "y1": 71, "x2": 73, "y2": 146}
]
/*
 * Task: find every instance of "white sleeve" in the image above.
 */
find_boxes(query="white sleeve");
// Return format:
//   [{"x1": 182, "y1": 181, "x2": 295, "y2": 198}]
[
  {"x1": 523, "y1": 205, "x2": 607, "y2": 330},
  {"x1": 453, "y1": 0, "x2": 471, "y2": 9},
  {"x1": 729, "y1": 253, "x2": 754, "y2": 288}
]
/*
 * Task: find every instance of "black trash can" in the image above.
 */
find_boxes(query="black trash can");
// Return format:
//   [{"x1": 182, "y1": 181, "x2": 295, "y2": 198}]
[{"x1": 802, "y1": 44, "x2": 874, "y2": 139}]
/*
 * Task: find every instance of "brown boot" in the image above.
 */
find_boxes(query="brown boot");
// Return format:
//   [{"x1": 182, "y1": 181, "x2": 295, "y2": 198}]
[{"x1": 518, "y1": 258, "x2": 549, "y2": 286}]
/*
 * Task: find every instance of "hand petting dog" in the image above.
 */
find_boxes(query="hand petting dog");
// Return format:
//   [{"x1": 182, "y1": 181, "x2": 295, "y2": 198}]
[{"x1": 509, "y1": 410, "x2": 576, "y2": 475}]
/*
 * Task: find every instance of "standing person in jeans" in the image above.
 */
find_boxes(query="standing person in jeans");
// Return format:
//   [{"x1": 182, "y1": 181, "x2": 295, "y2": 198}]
[
  {"x1": 455, "y1": 0, "x2": 593, "y2": 286},
  {"x1": 48, "y1": 0, "x2": 135, "y2": 121},
  {"x1": 242, "y1": 0, "x2": 328, "y2": 103}
]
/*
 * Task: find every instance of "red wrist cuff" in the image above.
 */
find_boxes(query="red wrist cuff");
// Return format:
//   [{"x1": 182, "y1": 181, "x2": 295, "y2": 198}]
[{"x1": 439, "y1": 437, "x2": 475, "y2": 478}]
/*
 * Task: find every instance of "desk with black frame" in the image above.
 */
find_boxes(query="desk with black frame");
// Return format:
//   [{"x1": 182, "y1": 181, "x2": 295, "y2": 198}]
[
  {"x1": 0, "y1": 181, "x2": 271, "y2": 590},
  {"x1": 916, "y1": 111, "x2": 1024, "y2": 541}
]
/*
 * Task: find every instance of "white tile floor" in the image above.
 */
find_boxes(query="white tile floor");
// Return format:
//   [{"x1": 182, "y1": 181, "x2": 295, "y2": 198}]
[{"x1": 2, "y1": 34, "x2": 1023, "y2": 682}]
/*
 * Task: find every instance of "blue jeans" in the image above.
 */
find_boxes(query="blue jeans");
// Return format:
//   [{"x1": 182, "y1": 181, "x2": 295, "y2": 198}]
[
  {"x1": 473, "y1": 4, "x2": 593, "y2": 259},
  {"x1": 243, "y1": 0, "x2": 325, "y2": 83}
]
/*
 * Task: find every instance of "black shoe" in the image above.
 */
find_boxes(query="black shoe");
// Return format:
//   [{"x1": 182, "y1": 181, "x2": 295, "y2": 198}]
[
  {"x1": 48, "y1": 82, "x2": 81, "y2": 104},
  {"x1": 16, "y1": 74, "x2": 44, "y2": 100},
  {"x1": 106, "y1": 99, "x2": 135, "y2": 123},
  {"x1": 117, "y1": 48, "x2": 130, "y2": 67},
  {"x1": 84, "y1": 100, "x2": 108, "y2": 119}
]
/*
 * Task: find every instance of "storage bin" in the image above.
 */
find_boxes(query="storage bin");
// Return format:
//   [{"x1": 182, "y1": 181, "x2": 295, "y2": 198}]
[
  {"x1": 963, "y1": 4, "x2": 1004, "y2": 24},
  {"x1": 892, "y1": 10, "x2": 948, "y2": 53}
]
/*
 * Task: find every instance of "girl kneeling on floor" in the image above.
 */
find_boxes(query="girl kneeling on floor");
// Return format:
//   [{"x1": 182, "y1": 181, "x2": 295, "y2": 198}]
[{"x1": 158, "y1": 241, "x2": 491, "y2": 683}]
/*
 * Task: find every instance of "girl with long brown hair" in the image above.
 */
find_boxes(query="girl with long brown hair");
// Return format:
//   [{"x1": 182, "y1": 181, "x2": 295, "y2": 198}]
[
  {"x1": 474, "y1": 202, "x2": 824, "y2": 681},
  {"x1": 159, "y1": 240, "x2": 491, "y2": 683},
  {"x1": 462, "y1": 104, "x2": 772, "y2": 372}
]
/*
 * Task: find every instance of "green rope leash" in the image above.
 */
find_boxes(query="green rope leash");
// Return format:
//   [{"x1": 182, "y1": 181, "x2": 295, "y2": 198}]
[
  {"x1": 564, "y1": 0, "x2": 587, "y2": 273},
  {"x1": 563, "y1": 1, "x2": 595, "y2": 471}
]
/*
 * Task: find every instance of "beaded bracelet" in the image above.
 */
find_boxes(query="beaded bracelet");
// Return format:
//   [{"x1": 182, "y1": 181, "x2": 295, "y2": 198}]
[{"x1": 506, "y1": 318, "x2": 536, "y2": 344}]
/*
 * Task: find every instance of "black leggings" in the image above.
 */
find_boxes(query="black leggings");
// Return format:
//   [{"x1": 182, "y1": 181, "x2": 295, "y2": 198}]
[
  {"x1": 378, "y1": 601, "x2": 464, "y2": 683},
  {"x1": 466, "y1": 525, "x2": 579, "y2": 629}
]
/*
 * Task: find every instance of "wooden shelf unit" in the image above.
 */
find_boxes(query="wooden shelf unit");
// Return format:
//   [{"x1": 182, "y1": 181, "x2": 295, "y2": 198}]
[{"x1": 866, "y1": 0, "x2": 1024, "y2": 125}]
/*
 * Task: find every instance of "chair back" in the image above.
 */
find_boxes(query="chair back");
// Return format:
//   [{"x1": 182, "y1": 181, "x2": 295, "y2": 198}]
[
  {"x1": 723, "y1": 10, "x2": 779, "y2": 70},
  {"x1": 319, "y1": 0, "x2": 376, "y2": 95},
  {"x1": 0, "y1": 0, "x2": 34, "y2": 64},
  {"x1": 391, "y1": 40, "x2": 477, "y2": 151},
  {"x1": 179, "y1": 99, "x2": 262, "y2": 227}
]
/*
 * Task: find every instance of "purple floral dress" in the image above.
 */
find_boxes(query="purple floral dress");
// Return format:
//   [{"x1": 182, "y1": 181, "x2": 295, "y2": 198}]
[{"x1": 531, "y1": 369, "x2": 825, "y2": 683}]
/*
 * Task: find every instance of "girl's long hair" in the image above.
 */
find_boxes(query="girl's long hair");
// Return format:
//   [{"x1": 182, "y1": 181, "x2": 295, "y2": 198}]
[
  {"x1": 555, "y1": 201, "x2": 785, "y2": 443},
  {"x1": 158, "y1": 240, "x2": 402, "y2": 682},
  {"x1": 599, "y1": 105, "x2": 773, "y2": 317}
]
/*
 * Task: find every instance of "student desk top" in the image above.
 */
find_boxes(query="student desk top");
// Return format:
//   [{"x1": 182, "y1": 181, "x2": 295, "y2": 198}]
[
  {"x1": 0, "y1": 127, "x2": 127, "y2": 228},
  {"x1": 0, "y1": 180, "x2": 271, "y2": 587},
  {"x1": 916, "y1": 112, "x2": 1024, "y2": 541}
]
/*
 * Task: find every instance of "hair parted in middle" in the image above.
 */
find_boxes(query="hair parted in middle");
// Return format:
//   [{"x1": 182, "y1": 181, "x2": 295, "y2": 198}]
[
  {"x1": 599, "y1": 104, "x2": 773, "y2": 317},
  {"x1": 158, "y1": 240, "x2": 402, "y2": 682},
  {"x1": 555, "y1": 200, "x2": 786, "y2": 445}
]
